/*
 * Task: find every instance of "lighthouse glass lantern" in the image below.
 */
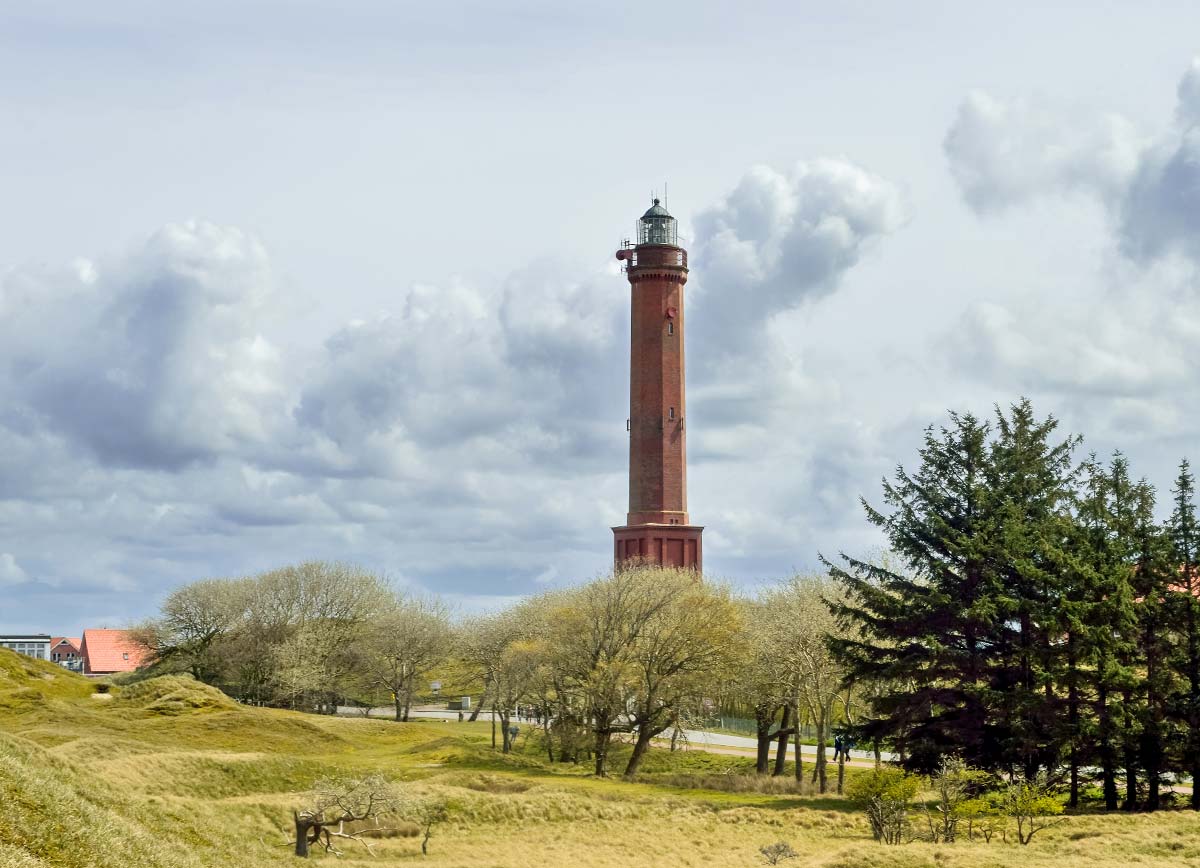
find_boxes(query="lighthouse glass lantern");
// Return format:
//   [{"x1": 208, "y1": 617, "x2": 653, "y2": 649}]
[{"x1": 638, "y1": 199, "x2": 678, "y2": 246}]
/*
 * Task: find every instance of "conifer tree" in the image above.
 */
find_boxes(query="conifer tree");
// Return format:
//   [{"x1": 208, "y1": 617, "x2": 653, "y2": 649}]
[
  {"x1": 1167, "y1": 459, "x2": 1200, "y2": 810},
  {"x1": 827, "y1": 400, "x2": 1078, "y2": 779},
  {"x1": 1061, "y1": 455, "x2": 1104, "y2": 808},
  {"x1": 1079, "y1": 455, "x2": 1139, "y2": 811},
  {"x1": 1129, "y1": 478, "x2": 1173, "y2": 811},
  {"x1": 825, "y1": 411, "x2": 996, "y2": 773},
  {"x1": 985, "y1": 400, "x2": 1079, "y2": 781}
]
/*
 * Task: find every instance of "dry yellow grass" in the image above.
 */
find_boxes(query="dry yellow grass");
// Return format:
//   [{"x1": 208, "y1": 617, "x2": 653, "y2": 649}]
[{"x1": 3, "y1": 649, "x2": 1200, "y2": 867}]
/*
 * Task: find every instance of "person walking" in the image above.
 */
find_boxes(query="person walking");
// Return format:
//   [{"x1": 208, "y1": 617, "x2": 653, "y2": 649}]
[{"x1": 833, "y1": 733, "x2": 843, "y2": 762}]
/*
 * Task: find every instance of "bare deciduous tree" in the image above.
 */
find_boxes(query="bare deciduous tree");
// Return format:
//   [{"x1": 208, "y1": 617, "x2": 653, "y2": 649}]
[
  {"x1": 353, "y1": 596, "x2": 452, "y2": 721},
  {"x1": 293, "y1": 774, "x2": 400, "y2": 858}
]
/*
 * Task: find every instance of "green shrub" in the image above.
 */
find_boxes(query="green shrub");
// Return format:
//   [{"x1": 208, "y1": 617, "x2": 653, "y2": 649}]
[
  {"x1": 1004, "y1": 774, "x2": 1065, "y2": 845},
  {"x1": 845, "y1": 767, "x2": 921, "y2": 844}
]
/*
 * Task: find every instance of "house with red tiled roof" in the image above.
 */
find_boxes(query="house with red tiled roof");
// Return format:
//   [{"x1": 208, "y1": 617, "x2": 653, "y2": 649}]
[
  {"x1": 80, "y1": 629, "x2": 147, "y2": 676},
  {"x1": 50, "y1": 636, "x2": 82, "y2": 671}
]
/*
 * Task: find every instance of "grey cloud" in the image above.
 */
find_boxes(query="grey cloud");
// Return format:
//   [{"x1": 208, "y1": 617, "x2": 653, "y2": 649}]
[
  {"x1": 945, "y1": 60, "x2": 1200, "y2": 268},
  {"x1": 1177, "y1": 58, "x2": 1200, "y2": 127},
  {"x1": 1120, "y1": 130, "x2": 1200, "y2": 264},
  {"x1": 0, "y1": 222, "x2": 282, "y2": 470},
  {"x1": 944, "y1": 90, "x2": 1139, "y2": 213}
]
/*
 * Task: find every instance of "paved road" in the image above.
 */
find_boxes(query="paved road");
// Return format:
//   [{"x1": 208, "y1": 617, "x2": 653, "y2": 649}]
[{"x1": 337, "y1": 705, "x2": 892, "y2": 764}]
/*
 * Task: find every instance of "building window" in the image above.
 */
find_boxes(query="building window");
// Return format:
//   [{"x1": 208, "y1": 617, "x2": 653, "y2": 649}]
[
  {"x1": 122, "y1": 652, "x2": 129, "y2": 661},
  {"x1": 669, "y1": 407, "x2": 675, "y2": 420},
  {"x1": 667, "y1": 321, "x2": 674, "y2": 335}
]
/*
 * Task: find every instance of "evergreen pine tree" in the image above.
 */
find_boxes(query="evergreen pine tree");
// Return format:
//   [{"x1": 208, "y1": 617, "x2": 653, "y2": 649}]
[
  {"x1": 1099, "y1": 456, "x2": 1140, "y2": 811},
  {"x1": 1130, "y1": 478, "x2": 1173, "y2": 811},
  {"x1": 1167, "y1": 459, "x2": 1200, "y2": 810},
  {"x1": 825, "y1": 411, "x2": 997, "y2": 773},
  {"x1": 986, "y1": 401, "x2": 1080, "y2": 782},
  {"x1": 1063, "y1": 454, "x2": 1105, "y2": 808},
  {"x1": 827, "y1": 400, "x2": 1078, "y2": 779}
]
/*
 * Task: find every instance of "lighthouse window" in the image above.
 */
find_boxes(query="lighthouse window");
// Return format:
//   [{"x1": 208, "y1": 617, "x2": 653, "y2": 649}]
[
  {"x1": 669, "y1": 407, "x2": 675, "y2": 420},
  {"x1": 666, "y1": 322, "x2": 674, "y2": 335}
]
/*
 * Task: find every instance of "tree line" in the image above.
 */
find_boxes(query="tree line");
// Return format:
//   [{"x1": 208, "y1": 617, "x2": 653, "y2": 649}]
[
  {"x1": 828, "y1": 399, "x2": 1200, "y2": 811},
  {"x1": 137, "y1": 564, "x2": 859, "y2": 785},
  {"x1": 139, "y1": 397, "x2": 1200, "y2": 810}
]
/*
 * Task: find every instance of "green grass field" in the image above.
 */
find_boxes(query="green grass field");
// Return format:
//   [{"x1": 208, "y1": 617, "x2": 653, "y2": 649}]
[{"x1": 3, "y1": 649, "x2": 1200, "y2": 867}]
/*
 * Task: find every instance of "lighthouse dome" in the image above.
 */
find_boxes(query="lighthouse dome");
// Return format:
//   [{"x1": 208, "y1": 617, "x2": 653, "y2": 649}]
[
  {"x1": 641, "y1": 199, "x2": 671, "y2": 219},
  {"x1": 638, "y1": 198, "x2": 678, "y2": 246}
]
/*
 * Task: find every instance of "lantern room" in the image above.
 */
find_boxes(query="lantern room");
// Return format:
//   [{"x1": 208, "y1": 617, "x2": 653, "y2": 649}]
[{"x1": 638, "y1": 198, "x2": 678, "y2": 246}]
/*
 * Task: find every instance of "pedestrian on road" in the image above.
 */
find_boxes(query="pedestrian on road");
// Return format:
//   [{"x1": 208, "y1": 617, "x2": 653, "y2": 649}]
[
  {"x1": 844, "y1": 736, "x2": 856, "y2": 758},
  {"x1": 833, "y1": 734, "x2": 843, "y2": 762}
]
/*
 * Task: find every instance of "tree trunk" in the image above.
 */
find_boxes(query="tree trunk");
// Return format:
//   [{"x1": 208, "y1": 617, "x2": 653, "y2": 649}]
[
  {"x1": 543, "y1": 703, "x2": 555, "y2": 762},
  {"x1": 624, "y1": 726, "x2": 656, "y2": 778},
  {"x1": 811, "y1": 714, "x2": 828, "y2": 794},
  {"x1": 873, "y1": 738, "x2": 881, "y2": 771},
  {"x1": 468, "y1": 684, "x2": 487, "y2": 722},
  {"x1": 773, "y1": 705, "x2": 792, "y2": 776},
  {"x1": 1122, "y1": 688, "x2": 1138, "y2": 811},
  {"x1": 837, "y1": 751, "x2": 846, "y2": 795},
  {"x1": 1098, "y1": 680, "x2": 1118, "y2": 811},
  {"x1": 491, "y1": 705, "x2": 497, "y2": 749},
  {"x1": 393, "y1": 694, "x2": 404, "y2": 723},
  {"x1": 294, "y1": 812, "x2": 314, "y2": 858},
  {"x1": 793, "y1": 722, "x2": 804, "y2": 782},
  {"x1": 754, "y1": 704, "x2": 775, "y2": 775},
  {"x1": 500, "y1": 712, "x2": 512, "y2": 753},
  {"x1": 593, "y1": 726, "x2": 612, "y2": 777}
]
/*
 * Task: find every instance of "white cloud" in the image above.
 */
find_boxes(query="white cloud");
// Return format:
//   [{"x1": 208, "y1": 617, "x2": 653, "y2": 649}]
[
  {"x1": 945, "y1": 59, "x2": 1200, "y2": 269},
  {"x1": 0, "y1": 221, "x2": 285, "y2": 470},
  {"x1": 944, "y1": 91, "x2": 1140, "y2": 213},
  {"x1": 942, "y1": 62, "x2": 1200, "y2": 465},
  {"x1": 690, "y1": 160, "x2": 907, "y2": 356},
  {"x1": 0, "y1": 553, "x2": 28, "y2": 586}
]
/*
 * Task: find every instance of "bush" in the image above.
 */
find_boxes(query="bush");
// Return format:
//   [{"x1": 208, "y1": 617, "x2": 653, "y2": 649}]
[
  {"x1": 759, "y1": 841, "x2": 798, "y2": 864},
  {"x1": 957, "y1": 794, "x2": 1006, "y2": 843},
  {"x1": 927, "y1": 757, "x2": 991, "y2": 843},
  {"x1": 1004, "y1": 774, "x2": 1064, "y2": 845},
  {"x1": 845, "y1": 768, "x2": 921, "y2": 844}
]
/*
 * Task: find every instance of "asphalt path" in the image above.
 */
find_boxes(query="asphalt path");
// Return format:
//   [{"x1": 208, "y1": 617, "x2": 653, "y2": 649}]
[{"x1": 337, "y1": 705, "x2": 893, "y2": 766}]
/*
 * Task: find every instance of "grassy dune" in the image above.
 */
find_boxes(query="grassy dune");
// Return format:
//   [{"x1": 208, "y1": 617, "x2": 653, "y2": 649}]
[{"x1": 3, "y1": 650, "x2": 1200, "y2": 867}]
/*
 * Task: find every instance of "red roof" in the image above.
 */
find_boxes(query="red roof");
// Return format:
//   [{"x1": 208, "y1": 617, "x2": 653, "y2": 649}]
[
  {"x1": 51, "y1": 637, "x2": 81, "y2": 653},
  {"x1": 80, "y1": 629, "x2": 147, "y2": 675}
]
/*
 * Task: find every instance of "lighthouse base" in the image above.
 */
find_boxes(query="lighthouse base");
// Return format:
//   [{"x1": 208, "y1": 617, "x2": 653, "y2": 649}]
[{"x1": 613, "y1": 524, "x2": 703, "y2": 572}]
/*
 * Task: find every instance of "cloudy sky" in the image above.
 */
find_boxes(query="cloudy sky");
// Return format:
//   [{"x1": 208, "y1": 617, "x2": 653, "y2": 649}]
[{"x1": 6, "y1": 1, "x2": 1200, "y2": 633}]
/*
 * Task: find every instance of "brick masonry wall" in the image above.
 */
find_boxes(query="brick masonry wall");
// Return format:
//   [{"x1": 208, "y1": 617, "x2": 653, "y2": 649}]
[{"x1": 626, "y1": 245, "x2": 689, "y2": 526}]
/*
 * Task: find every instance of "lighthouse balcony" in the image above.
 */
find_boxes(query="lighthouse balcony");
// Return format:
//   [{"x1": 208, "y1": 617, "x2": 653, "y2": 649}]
[{"x1": 616, "y1": 246, "x2": 687, "y2": 269}]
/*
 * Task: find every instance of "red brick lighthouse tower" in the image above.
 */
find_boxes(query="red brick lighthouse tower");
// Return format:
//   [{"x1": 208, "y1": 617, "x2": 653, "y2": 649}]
[{"x1": 612, "y1": 199, "x2": 703, "y2": 570}]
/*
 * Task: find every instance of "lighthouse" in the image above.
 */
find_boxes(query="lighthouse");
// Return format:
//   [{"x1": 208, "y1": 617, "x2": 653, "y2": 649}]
[{"x1": 612, "y1": 198, "x2": 703, "y2": 570}]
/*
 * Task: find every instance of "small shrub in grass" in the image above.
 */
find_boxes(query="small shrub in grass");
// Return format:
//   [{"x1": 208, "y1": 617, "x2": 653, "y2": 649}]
[
  {"x1": 845, "y1": 767, "x2": 921, "y2": 844},
  {"x1": 1004, "y1": 773, "x2": 1064, "y2": 845},
  {"x1": 759, "y1": 840, "x2": 798, "y2": 864},
  {"x1": 925, "y1": 757, "x2": 992, "y2": 843},
  {"x1": 956, "y1": 794, "x2": 1006, "y2": 843}
]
